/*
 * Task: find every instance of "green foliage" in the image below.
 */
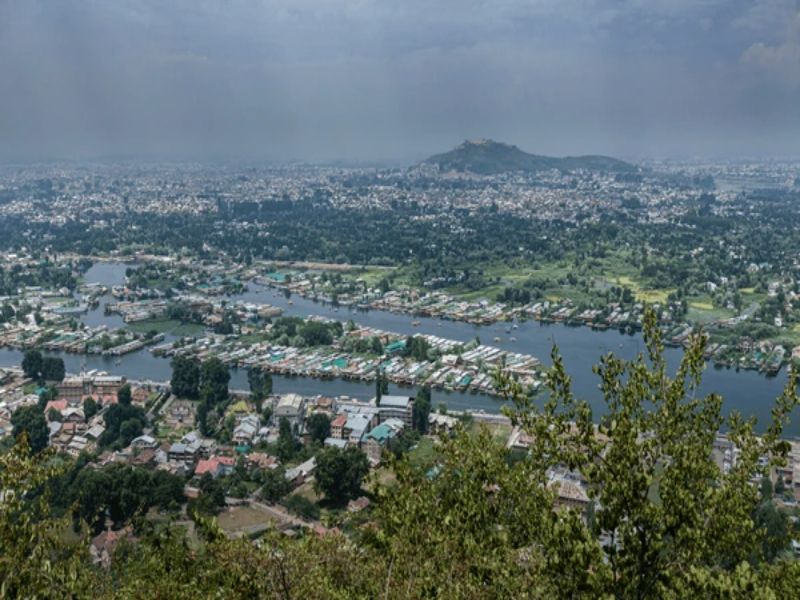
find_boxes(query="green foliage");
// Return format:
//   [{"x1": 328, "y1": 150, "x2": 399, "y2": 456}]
[
  {"x1": 314, "y1": 446, "x2": 370, "y2": 506},
  {"x1": 117, "y1": 383, "x2": 132, "y2": 406},
  {"x1": 21, "y1": 349, "x2": 42, "y2": 379},
  {"x1": 100, "y1": 400, "x2": 147, "y2": 449},
  {"x1": 200, "y1": 356, "x2": 230, "y2": 407},
  {"x1": 66, "y1": 463, "x2": 185, "y2": 534},
  {"x1": 307, "y1": 413, "x2": 331, "y2": 444},
  {"x1": 0, "y1": 437, "x2": 101, "y2": 597},
  {"x1": 170, "y1": 355, "x2": 200, "y2": 399},
  {"x1": 285, "y1": 495, "x2": 321, "y2": 521},
  {"x1": 41, "y1": 356, "x2": 66, "y2": 382},
  {"x1": 11, "y1": 404, "x2": 48, "y2": 454},
  {"x1": 276, "y1": 417, "x2": 298, "y2": 462},
  {"x1": 412, "y1": 385, "x2": 431, "y2": 434},
  {"x1": 492, "y1": 306, "x2": 800, "y2": 597},
  {"x1": 83, "y1": 396, "x2": 98, "y2": 421},
  {"x1": 260, "y1": 467, "x2": 291, "y2": 503}
]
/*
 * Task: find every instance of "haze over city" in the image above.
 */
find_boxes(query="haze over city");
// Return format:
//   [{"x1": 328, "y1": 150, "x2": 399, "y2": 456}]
[{"x1": 1, "y1": 0, "x2": 799, "y2": 162}]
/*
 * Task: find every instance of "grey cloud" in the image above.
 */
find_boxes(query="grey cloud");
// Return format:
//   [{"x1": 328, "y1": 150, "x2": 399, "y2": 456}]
[{"x1": 0, "y1": 0, "x2": 798, "y2": 161}]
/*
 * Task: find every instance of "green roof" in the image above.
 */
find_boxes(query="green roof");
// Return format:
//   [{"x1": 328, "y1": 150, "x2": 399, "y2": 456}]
[{"x1": 366, "y1": 424, "x2": 397, "y2": 444}]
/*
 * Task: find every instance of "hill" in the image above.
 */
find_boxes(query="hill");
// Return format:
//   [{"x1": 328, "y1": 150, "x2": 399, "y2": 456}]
[{"x1": 422, "y1": 139, "x2": 637, "y2": 175}]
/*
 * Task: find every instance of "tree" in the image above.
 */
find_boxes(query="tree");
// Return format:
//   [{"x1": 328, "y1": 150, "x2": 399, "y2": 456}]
[
  {"x1": 11, "y1": 405, "x2": 48, "y2": 454},
  {"x1": 100, "y1": 401, "x2": 147, "y2": 449},
  {"x1": 285, "y1": 494, "x2": 321, "y2": 521},
  {"x1": 260, "y1": 467, "x2": 291, "y2": 503},
  {"x1": 488, "y1": 306, "x2": 800, "y2": 597},
  {"x1": 21, "y1": 349, "x2": 42, "y2": 379},
  {"x1": 248, "y1": 366, "x2": 271, "y2": 412},
  {"x1": 83, "y1": 397, "x2": 98, "y2": 421},
  {"x1": 276, "y1": 417, "x2": 297, "y2": 462},
  {"x1": 200, "y1": 357, "x2": 230, "y2": 407},
  {"x1": 47, "y1": 408, "x2": 61, "y2": 422},
  {"x1": 40, "y1": 357, "x2": 65, "y2": 382},
  {"x1": 437, "y1": 402, "x2": 448, "y2": 415},
  {"x1": 117, "y1": 383, "x2": 132, "y2": 406},
  {"x1": 314, "y1": 446, "x2": 370, "y2": 505},
  {"x1": 375, "y1": 371, "x2": 389, "y2": 405},
  {"x1": 412, "y1": 386, "x2": 431, "y2": 434},
  {"x1": 307, "y1": 413, "x2": 331, "y2": 444},
  {"x1": 170, "y1": 355, "x2": 200, "y2": 399}
]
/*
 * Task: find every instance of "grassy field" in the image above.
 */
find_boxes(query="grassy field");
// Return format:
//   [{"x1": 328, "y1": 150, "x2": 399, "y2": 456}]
[
  {"x1": 217, "y1": 507, "x2": 277, "y2": 533},
  {"x1": 172, "y1": 323, "x2": 205, "y2": 336},
  {"x1": 127, "y1": 318, "x2": 181, "y2": 334}
]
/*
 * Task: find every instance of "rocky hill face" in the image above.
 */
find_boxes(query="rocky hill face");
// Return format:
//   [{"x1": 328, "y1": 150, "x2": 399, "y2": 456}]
[{"x1": 423, "y1": 139, "x2": 637, "y2": 175}]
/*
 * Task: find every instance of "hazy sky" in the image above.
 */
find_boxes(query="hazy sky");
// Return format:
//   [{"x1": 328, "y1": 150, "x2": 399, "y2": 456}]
[{"x1": 0, "y1": 0, "x2": 798, "y2": 161}]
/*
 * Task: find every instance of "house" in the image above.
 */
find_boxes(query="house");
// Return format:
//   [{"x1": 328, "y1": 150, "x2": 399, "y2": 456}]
[
  {"x1": 166, "y1": 400, "x2": 195, "y2": 427},
  {"x1": 330, "y1": 413, "x2": 348, "y2": 439},
  {"x1": 324, "y1": 437, "x2": 348, "y2": 449},
  {"x1": 428, "y1": 413, "x2": 459, "y2": 435},
  {"x1": 44, "y1": 399, "x2": 69, "y2": 414},
  {"x1": 155, "y1": 443, "x2": 170, "y2": 464},
  {"x1": 246, "y1": 452, "x2": 279, "y2": 472},
  {"x1": 284, "y1": 457, "x2": 316, "y2": 486},
  {"x1": 62, "y1": 407, "x2": 85, "y2": 424},
  {"x1": 129, "y1": 448, "x2": 157, "y2": 469},
  {"x1": 232, "y1": 415, "x2": 260, "y2": 445},
  {"x1": 168, "y1": 442, "x2": 200, "y2": 466},
  {"x1": 85, "y1": 424, "x2": 106, "y2": 442},
  {"x1": 90, "y1": 528, "x2": 131, "y2": 569},
  {"x1": 131, "y1": 434, "x2": 158, "y2": 449},
  {"x1": 274, "y1": 393, "x2": 306, "y2": 431},
  {"x1": 344, "y1": 414, "x2": 373, "y2": 447},
  {"x1": 363, "y1": 418, "x2": 405, "y2": 465},
  {"x1": 93, "y1": 376, "x2": 127, "y2": 397},
  {"x1": 67, "y1": 436, "x2": 91, "y2": 458},
  {"x1": 376, "y1": 395, "x2": 414, "y2": 428}
]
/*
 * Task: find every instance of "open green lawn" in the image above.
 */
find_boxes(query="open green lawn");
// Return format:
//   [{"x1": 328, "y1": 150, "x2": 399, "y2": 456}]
[
  {"x1": 127, "y1": 318, "x2": 181, "y2": 334},
  {"x1": 237, "y1": 333, "x2": 270, "y2": 344},
  {"x1": 217, "y1": 507, "x2": 277, "y2": 533},
  {"x1": 172, "y1": 323, "x2": 205, "y2": 336}
]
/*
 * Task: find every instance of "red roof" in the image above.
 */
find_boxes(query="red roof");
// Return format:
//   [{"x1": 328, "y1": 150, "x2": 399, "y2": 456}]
[
  {"x1": 331, "y1": 414, "x2": 348, "y2": 428},
  {"x1": 194, "y1": 459, "x2": 220, "y2": 476},
  {"x1": 45, "y1": 399, "x2": 69, "y2": 414}
]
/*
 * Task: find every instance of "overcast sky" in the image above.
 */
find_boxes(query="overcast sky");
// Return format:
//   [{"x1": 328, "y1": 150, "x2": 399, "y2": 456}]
[{"x1": 0, "y1": 0, "x2": 798, "y2": 162}]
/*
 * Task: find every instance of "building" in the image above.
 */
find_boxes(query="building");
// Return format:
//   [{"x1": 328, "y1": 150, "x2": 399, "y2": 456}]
[
  {"x1": 330, "y1": 413, "x2": 348, "y2": 439},
  {"x1": 284, "y1": 457, "x2": 316, "y2": 486},
  {"x1": 274, "y1": 393, "x2": 306, "y2": 431},
  {"x1": 57, "y1": 375, "x2": 127, "y2": 402},
  {"x1": 376, "y1": 395, "x2": 414, "y2": 428},
  {"x1": 343, "y1": 414, "x2": 373, "y2": 446},
  {"x1": 363, "y1": 418, "x2": 405, "y2": 465},
  {"x1": 168, "y1": 442, "x2": 200, "y2": 466},
  {"x1": 232, "y1": 415, "x2": 260, "y2": 445}
]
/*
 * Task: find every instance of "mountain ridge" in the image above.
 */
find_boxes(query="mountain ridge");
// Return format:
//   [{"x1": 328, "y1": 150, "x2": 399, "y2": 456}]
[{"x1": 423, "y1": 139, "x2": 638, "y2": 175}]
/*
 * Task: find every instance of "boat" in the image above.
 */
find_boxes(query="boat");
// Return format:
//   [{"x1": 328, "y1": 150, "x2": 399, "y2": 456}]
[
  {"x1": 512, "y1": 324, "x2": 518, "y2": 330},
  {"x1": 438, "y1": 322, "x2": 443, "y2": 327},
  {"x1": 493, "y1": 337, "x2": 501, "y2": 343},
  {"x1": 510, "y1": 337, "x2": 516, "y2": 342},
  {"x1": 411, "y1": 320, "x2": 421, "y2": 327}
]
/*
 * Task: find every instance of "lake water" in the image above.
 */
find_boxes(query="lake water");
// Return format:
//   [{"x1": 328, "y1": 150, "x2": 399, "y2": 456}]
[{"x1": 2, "y1": 262, "x2": 793, "y2": 434}]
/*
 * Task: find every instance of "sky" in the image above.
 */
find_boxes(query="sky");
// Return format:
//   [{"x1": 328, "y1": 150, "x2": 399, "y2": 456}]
[{"x1": 0, "y1": 0, "x2": 798, "y2": 162}]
